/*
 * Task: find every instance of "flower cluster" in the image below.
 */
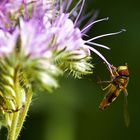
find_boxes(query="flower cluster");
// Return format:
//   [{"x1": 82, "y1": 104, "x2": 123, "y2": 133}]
[{"x1": 0, "y1": 0, "x2": 125, "y2": 139}]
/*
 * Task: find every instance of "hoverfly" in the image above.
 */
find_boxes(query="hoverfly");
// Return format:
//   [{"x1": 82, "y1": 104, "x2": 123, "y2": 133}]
[{"x1": 99, "y1": 64, "x2": 129, "y2": 126}]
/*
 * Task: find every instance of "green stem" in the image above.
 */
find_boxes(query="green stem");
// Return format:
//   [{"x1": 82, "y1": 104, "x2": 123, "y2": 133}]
[
  {"x1": 15, "y1": 86, "x2": 32, "y2": 140},
  {"x1": 8, "y1": 66, "x2": 21, "y2": 140},
  {"x1": 7, "y1": 65, "x2": 33, "y2": 140},
  {"x1": 8, "y1": 112, "x2": 20, "y2": 140}
]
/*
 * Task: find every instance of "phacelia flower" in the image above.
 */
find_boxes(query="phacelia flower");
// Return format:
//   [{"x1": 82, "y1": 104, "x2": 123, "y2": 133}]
[{"x1": 0, "y1": 0, "x2": 126, "y2": 139}]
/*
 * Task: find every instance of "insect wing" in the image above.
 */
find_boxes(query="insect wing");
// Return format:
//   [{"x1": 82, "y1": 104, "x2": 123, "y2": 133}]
[{"x1": 123, "y1": 89, "x2": 130, "y2": 127}]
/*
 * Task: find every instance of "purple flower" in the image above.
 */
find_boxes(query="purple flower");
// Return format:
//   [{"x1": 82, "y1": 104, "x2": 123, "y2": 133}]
[
  {"x1": 0, "y1": 0, "x2": 125, "y2": 77},
  {"x1": 0, "y1": 28, "x2": 19, "y2": 57},
  {"x1": 19, "y1": 18, "x2": 53, "y2": 58},
  {"x1": 51, "y1": 0, "x2": 125, "y2": 74}
]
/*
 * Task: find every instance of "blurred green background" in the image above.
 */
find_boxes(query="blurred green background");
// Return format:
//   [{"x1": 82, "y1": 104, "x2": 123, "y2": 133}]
[{"x1": 2, "y1": 0, "x2": 140, "y2": 140}]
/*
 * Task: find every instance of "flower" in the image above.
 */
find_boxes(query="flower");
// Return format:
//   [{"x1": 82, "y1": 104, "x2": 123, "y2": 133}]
[
  {"x1": 54, "y1": 0, "x2": 126, "y2": 75},
  {"x1": 0, "y1": 0, "x2": 127, "y2": 139},
  {"x1": 0, "y1": 0, "x2": 126, "y2": 86},
  {"x1": 0, "y1": 0, "x2": 126, "y2": 82}
]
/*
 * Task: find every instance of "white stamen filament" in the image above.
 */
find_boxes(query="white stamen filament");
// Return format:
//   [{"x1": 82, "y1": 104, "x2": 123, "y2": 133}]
[
  {"x1": 69, "y1": 0, "x2": 82, "y2": 16},
  {"x1": 81, "y1": 17, "x2": 109, "y2": 33},
  {"x1": 86, "y1": 29, "x2": 126, "y2": 42},
  {"x1": 66, "y1": 0, "x2": 72, "y2": 11},
  {"x1": 87, "y1": 46, "x2": 113, "y2": 75},
  {"x1": 74, "y1": 0, "x2": 85, "y2": 25},
  {"x1": 85, "y1": 41, "x2": 110, "y2": 50},
  {"x1": 82, "y1": 34, "x2": 89, "y2": 37}
]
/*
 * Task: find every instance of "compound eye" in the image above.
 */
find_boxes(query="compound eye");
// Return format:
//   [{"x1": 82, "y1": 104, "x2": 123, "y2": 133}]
[
  {"x1": 118, "y1": 69, "x2": 129, "y2": 76},
  {"x1": 117, "y1": 65, "x2": 129, "y2": 76}
]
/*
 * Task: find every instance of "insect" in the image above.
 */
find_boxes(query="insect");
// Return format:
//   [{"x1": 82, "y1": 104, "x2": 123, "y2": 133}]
[{"x1": 99, "y1": 64, "x2": 130, "y2": 126}]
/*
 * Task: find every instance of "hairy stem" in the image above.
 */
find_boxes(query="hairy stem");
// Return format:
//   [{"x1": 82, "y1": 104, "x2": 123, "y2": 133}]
[
  {"x1": 8, "y1": 112, "x2": 20, "y2": 140},
  {"x1": 15, "y1": 86, "x2": 32, "y2": 140},
  {"x1": 8, "y1": 66, "x2": 21, "y2": 140},
  {"x1": 7, "y1": 66, "x2": 32, "y2": 140}
]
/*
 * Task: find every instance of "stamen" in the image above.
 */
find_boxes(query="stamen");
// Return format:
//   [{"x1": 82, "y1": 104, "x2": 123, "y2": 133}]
[
  {"x1": 76, "y1": 11, "x2": 93, "y2": 27},
  {"x1": 81, "y1": 11, "x2": 98, "y2": 34},
  {"x1": 69, "y1": 0, "x2": 82, "y2": 16},
  {"x1": 86, "y1": 29, "x2": 126, "y2": 42},
  {"x1": 66, "y1": 0, "x2": 72, "y2": 11},
  {"x1": 59, "y1": 0, "x2": 66, "y2": 13},
  {"x1": 85, "y1": 42, "x2": 110, "y2": 50},
  {"x1": 74, "y1": 0, "x2": 85, "y2": 25},
  {"x1": 83, "y1": 34, "x2": 89, "y2": 37},
  {"x1": 87, "y1": 46, "x2": 113, "y2": 75},
  {"x1": 81, "y1": 17, "x2": 109, "y2": 33}
]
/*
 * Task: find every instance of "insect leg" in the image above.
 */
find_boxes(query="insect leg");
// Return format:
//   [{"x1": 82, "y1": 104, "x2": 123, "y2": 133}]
[
  {"x1": 98, "y1": 80, "x2": 112, "y2": 84},
  {"x1": 102, "y1": 83, "x2": 112, "y2": 91}
]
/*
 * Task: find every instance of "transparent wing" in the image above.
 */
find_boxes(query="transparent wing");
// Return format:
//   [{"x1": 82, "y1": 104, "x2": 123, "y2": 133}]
[{"x1": 123, "y1": 89, "x2": 130, "y2": 127}]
